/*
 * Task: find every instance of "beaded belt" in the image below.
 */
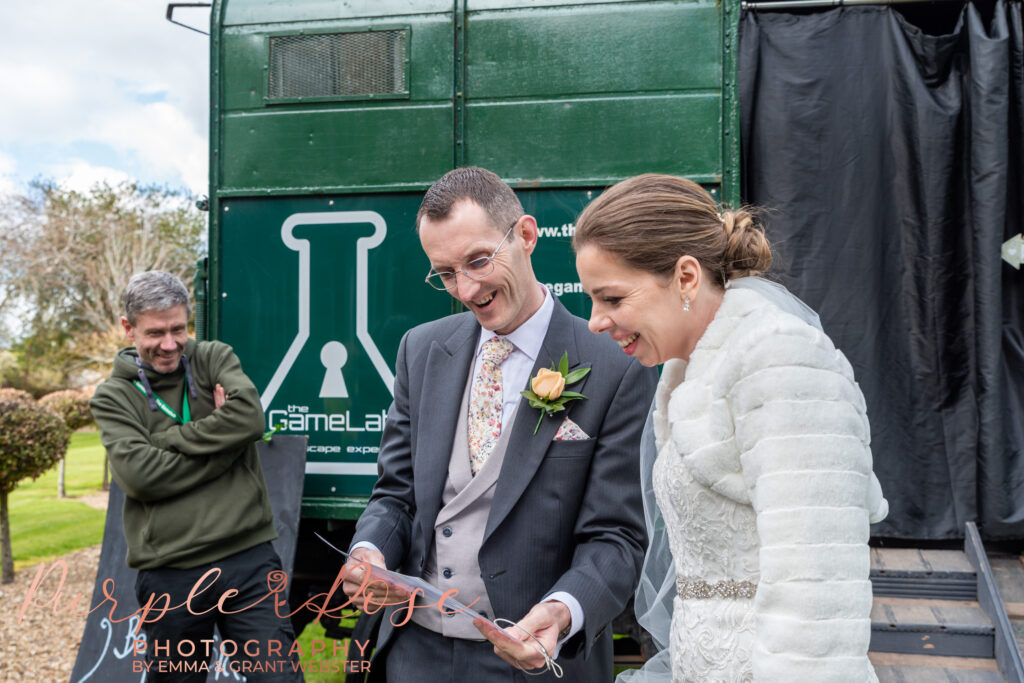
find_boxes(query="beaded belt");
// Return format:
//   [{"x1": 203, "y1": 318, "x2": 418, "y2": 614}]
[{"x1": 676, "y1": 578, "x2": 757, "y2": 600}]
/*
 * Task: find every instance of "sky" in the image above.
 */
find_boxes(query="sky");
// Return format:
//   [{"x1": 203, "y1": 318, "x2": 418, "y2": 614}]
[{"x1": 0, "y1": 1, "x2": 211, "y2": 196}]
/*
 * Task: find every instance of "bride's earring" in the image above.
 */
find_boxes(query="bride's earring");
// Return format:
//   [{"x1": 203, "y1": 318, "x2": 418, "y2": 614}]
[{"x1": 683, "y1": 296, "x2": 691, "y2": 312}]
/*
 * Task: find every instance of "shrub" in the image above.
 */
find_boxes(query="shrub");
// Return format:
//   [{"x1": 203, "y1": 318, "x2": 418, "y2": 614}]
[
  {"x1": 0, "y1": 395, "x2": 69, "y2": 583},
  {"x1": 0, "y1": 396, "x2": 68, "y2": 488},
  {"x1": 39, "y1": 389, "x2": 93, "y2": 430},
  {"x1": 0, "y1": 387, "x2": 35, "y2": 405}
]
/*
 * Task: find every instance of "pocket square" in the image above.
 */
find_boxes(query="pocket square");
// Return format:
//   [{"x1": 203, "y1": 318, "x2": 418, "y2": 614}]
[{"x1": 554, "y1": 416, "x2": 590, "y2": 441}]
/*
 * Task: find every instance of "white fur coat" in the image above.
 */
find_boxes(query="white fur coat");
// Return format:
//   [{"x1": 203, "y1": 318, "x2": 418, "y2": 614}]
[{"x1": 651, "y1": 286, "x2": 888, "y2": 682}]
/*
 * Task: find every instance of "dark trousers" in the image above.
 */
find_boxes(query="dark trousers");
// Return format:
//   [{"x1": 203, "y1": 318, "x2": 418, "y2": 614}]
[
  {"x1": 378, "y1": 616, "x2": 608, "y2": 683},
  {"x1": 384, "y1": 621, "x2": 525, "y2": 683},
  {"x1": 134, "y1": 541, "x2": 304, "y2": 682}
]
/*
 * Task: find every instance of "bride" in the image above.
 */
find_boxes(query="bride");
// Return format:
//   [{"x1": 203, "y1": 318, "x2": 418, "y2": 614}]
[{"x1": 573, "y1": 174, "x2": 888, "y2": 682}]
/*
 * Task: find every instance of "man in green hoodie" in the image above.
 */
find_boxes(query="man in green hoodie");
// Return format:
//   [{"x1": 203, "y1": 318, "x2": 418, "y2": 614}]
[{"x1": 90, "y1": 271, "x2": 303, "y2": 682}]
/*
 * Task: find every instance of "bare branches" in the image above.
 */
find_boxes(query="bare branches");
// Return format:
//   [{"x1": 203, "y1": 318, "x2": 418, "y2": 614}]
[{"x1": 0, "y1": 181, "x2": 205, "y2": 391}]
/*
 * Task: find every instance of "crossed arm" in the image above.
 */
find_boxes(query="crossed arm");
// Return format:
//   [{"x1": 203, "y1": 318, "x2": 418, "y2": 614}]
[
  {"x1": 91, "y1": 344, "x2": 264, "y2": 503},
  {"x1": 148, "y1": 346, "x2": 265, "y2": 456}
]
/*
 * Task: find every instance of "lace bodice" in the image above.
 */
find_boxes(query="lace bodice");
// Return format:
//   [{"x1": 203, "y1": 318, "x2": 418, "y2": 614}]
[
  {"x1": 652, "y1": 420, "x2": 758, "y2": 682},
  {"x1": 653, "y1": 420, "x2": 759, "y2": 585}
]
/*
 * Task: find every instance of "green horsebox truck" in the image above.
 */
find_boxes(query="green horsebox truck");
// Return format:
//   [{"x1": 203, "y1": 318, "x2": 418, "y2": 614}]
[{"x1": 197, "y1": 0, "x2": 739, "y2": 637}]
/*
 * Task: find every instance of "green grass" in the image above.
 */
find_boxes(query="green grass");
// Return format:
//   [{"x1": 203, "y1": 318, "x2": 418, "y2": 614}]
[
  {"x1": 293, "y1": 617, "x2": 364, "y2": 682},
  {"x1": 7, "y1": 430, "x2": 107, "y2": 570}
]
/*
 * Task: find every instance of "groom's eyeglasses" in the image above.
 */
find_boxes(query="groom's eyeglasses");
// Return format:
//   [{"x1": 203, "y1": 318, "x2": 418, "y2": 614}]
[{"x1": 424, "y1": 221, "x2": 517, "y2": 291}]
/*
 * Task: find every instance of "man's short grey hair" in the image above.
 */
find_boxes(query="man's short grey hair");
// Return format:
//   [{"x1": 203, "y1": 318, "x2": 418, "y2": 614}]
[{"x1": 123, "y1": 271, "x2": 192, "y2": 325}]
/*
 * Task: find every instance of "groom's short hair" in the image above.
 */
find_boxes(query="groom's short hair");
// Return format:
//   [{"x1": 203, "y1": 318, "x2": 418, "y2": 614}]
[{"x1": 416, "y1": 166, "x2": 524, "y2": 234}]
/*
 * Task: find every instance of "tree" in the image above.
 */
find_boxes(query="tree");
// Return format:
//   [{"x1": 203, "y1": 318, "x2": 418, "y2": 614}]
[
  {"x1": 0, "y1": 180, "x2": 206, "y2": 392},
  {"x1": 0, "y1": 350, "x2": 16, "y2": 382},
  {"x1": 39, "y1": 389, "x2": 94, "y2": 498},
  {"x1": 0, "y1": 390, "x2": 68, "y2": 583}
]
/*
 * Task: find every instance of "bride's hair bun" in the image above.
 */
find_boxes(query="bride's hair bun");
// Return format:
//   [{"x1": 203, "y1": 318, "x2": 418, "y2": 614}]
[
  {"x1": 574, "y1": 174, "x2": 772, "y2": 287},
  {"x1": 721, "y1": 208, "x2": 772, "y2": 280}
]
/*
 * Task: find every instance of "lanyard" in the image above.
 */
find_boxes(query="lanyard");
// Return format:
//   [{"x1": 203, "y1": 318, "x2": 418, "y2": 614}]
[{"x1": 132, "y1": 380, "x2": 191, "y2": 424}]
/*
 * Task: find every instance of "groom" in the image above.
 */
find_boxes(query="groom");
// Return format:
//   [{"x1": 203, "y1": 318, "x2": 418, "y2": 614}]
[{"x1": 343, "y1": 167, "x2": 657, "y2": 681}]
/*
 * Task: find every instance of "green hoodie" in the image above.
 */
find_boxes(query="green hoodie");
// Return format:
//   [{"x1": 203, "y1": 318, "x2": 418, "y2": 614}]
[{"x1": 90, "y1": 339, "x2": 276, "y2": 570}]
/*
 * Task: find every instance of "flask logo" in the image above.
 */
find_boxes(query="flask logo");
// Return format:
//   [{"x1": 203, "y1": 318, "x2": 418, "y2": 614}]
[{"x1": 260, "y1": 211, "x2": 393, "y2": 412}]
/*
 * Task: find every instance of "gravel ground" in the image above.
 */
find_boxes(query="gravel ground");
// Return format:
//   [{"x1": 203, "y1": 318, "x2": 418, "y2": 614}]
[{"x1": 0, "y1": 544, "x2": 102, "y2": 683}]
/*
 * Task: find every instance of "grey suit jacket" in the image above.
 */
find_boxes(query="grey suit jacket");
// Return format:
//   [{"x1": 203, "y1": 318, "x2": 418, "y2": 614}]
[{"x1": 353, "y1": 296, "x2": 658, "y2": 679}]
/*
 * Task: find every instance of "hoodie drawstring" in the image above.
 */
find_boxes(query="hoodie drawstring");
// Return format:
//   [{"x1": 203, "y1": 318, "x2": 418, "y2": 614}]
[
  {"x1": 134, "y1": 356, "x2": 159, "y2": 411},
  {"x1": 180, "y1": 354, "x2": 198, "y2": 399},
  {"x1": 134, "y1": 352, "x2": 195, "y2": 412}
]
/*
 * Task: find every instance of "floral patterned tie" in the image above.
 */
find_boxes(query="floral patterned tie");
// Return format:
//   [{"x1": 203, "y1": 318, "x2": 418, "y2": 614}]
[{"x1": 468, "y1": 336, "x2": 514, "y2": 475}]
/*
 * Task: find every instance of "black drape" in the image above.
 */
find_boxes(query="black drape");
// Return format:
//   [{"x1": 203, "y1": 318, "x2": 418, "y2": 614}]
[{"x1": 739, "y1": 2, "x2": 1024, "y2": 539}]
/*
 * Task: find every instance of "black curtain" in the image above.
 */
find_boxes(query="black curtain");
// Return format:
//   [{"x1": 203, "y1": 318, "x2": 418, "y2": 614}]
[{"x1": 739, "y1": 2, "x2": 1024, "y2": 539}]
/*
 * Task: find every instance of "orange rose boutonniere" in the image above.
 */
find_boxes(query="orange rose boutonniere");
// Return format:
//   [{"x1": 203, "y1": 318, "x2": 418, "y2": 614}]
[
  {"x1": 531, "y1": 368, "x2": 566, "y2": 400},
  {"x1": 521, "y1": 352, "x2": 590, "y2": 434}
]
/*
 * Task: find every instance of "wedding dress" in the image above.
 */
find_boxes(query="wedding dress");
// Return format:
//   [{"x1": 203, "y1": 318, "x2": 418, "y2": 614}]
[{"x1": 643, "y1": 282, "x2": 888, "y2": 682}]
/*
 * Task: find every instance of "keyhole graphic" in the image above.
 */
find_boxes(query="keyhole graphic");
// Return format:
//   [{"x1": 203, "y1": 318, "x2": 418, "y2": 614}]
[{"x1": 319, "y1": 341, "x2": 349, "y2": 398}]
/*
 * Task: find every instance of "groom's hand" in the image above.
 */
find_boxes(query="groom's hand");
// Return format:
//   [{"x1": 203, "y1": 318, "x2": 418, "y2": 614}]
[
  {"x1": 476, "y1": 600, "x2": 570, "y2": 671},
  {"x1": 341, "y1": 547, "x2": 409, "y2": 611}
]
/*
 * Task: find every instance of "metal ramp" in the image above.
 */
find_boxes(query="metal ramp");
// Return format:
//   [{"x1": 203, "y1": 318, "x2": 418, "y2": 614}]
[{"x1": 869, "y1": 523, "x2": 1024, "y2": 682}]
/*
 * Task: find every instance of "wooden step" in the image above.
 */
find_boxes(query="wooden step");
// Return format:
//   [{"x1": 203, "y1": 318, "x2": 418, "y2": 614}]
[
  {"x1": 872, "y1": 548, "x2": 978, "y2": 600},
  {"x1": 869, "y1": 652, "x2": 1003, "y2": 683},
  {"x1": 868, "y1": 526, "x2": 1024, "y2": 681},
  {"x1": 870, "y1": 596, "x2": 995, "y2": 658}
]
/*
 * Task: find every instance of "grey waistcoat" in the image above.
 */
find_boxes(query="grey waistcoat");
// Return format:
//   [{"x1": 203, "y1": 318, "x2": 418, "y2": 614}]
[{"x1": 412, "y1": 367, "x2": 518, "y2": 638}]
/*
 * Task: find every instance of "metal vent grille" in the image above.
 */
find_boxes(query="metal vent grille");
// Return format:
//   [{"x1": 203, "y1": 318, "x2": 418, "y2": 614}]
[{"x1": 268, "y1": 30, "x2": 407, "y2": 100}]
